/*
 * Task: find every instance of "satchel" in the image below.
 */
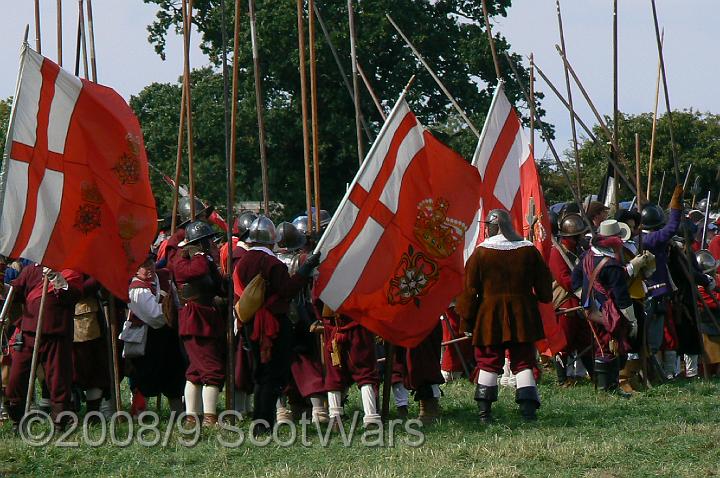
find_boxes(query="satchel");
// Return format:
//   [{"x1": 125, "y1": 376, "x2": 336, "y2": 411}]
[
  {"x1": 551, "y1": 280, "x2": 571, "y2": 311},
  {"x1": 119, "y1": 319, "x2": 148, "y2": 358},
  {"x1": 235, "y1": 273, "x2": 266, "y2": 324},
  {"x1": 74, "y1": 298, "x2": 101, "y2": 342}
]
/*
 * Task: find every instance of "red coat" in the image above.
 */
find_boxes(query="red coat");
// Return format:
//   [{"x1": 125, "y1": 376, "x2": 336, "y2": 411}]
[
  {"x1": 709, "y1": 235, "x2": 720, "y2": 261},
  {"x1": 174, "y1": 253, "x2": 224, "y2": 338},
  {"x1": 233, "y1": 249, "x2": 306, "y2": 316},
  {"x1": 12, "y1": 265, "x2": 83, "y2": 337},
  {"x1": 549, "y1": 238, "x2": 576, "y2": 292}
]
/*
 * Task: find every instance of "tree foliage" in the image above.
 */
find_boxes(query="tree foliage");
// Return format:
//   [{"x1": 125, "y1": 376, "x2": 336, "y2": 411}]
[
  {"x1": 0, "y1": 97, "x2": 12, "y2": 154},
  {"x1": 572, "y1": 110, "x2": 720, "y2": 207},
  {"x1": 137, "y1": 0, "x2": 546, "y2": 217}
]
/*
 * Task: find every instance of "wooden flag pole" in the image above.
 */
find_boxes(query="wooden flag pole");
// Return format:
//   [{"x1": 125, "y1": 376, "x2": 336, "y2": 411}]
[
  {"x1": 24, "y1": 275, "x2": 50, "y2": 414},
  {"x1": 170, "y1": 83, "x2": 186, "y2": 235},
  {"x1": 650, "y1": 0, "x2": 681, "y2": 186},
  {"x1": 313, "y1": 2, "x2": 373, "y2": 140},
  {"x1": 612, "y1": 0, "x2": 619, "y2": 211},
  {"x1": 78, "y1": 0, "x2": 89, "y2": 80},
  {"x1": 74, "y1": 10, "x2": 81, "y2": 76},
  {"x1": 297, "y1": 0, "x2": 314, "y2": 234},
  {"x1": 556, "y1": 0, "x2": 582, "y2": 198},
  {"x1": 647, "y1": 29, "x2": 664, "y2": 200},
  {"x1": 182, "y1": 0, "x2": 197, "y2": 220},
  {"x1": 386, "y1": 14, "x2": 480, "y2": 138},
  {"x1": 381, "y1": 342, "x2": 394, "y2": 421},
  {"x1": 308, "y1": 0, "x2": 321, "y2": 230},
  {"x1": 357, "y1": 62, "x2": 386, "y2": 120},
  {"x1": 348, "y1": 0, "x2": 364, "y2": 165},
  {"x1": 529, "y1": 53, "x2": 534, "y2": 152},
  {"x1": 220, "y1": 0, "x2": 235, "y2": 413},
  {"x1": 34, "y1": 0, "x2": 42, "y2": 53},
  {"x1": 533, "y1": 61, "x2": 598, "y2": 142},
  {"x1": 230, "y1": 0, "x2": 241, "y2": 208},
  {"x1": 554, "y1": 44, "x2": 637, "y2": 194},
  {"x1": 481, "y1": 0, "x2": 501, "y2": 80},
  {"x1": 636, "y1": 133, "x2": 644, "y2": 206},
  {"x1": 504, "y1": 52, "x2": 594, "y2": 235},
  {"x1": 657, "y1": 170, "x2": 666, "y2": 204},
  {"x1": 56, "y1": 0, "x2": 63, "y2": 66},
  {"x1": 108, "y1": 298, "x2": 122, "y2": 412},
  {"x1": 85, "y1": 0, "x2": 98, "y2": 82},
  {"x1": 248, "y1": 0, "x2": 270, "y2": 215}
]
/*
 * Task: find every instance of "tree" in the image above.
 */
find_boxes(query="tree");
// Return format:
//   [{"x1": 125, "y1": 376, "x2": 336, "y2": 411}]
[
  {"x1": 0, "y1": 97, "x2": 11, "y2": 154},
  {"x1": 137, "y1": 0, "x2": 547, "y2": 217},
  {"x1": 574, "y1": 110, "x2": 720, "y2": 206}
]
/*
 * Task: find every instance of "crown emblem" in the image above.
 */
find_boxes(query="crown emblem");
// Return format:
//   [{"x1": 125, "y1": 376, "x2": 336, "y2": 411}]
[{"x1": 413, "y1": 198, "x2": 467, "y2": 258}]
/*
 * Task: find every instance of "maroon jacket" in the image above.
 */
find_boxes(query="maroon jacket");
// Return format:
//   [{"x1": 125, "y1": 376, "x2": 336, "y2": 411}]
[
  {"x1": 12, "y1": 264, "x2": 83, "y2": 337},
  {"x1": 174, "y1": 252, "x2": 224, "y2": 338},
  {"x1": 234, "y1": 249, "x2": 306, "y2": 316}
]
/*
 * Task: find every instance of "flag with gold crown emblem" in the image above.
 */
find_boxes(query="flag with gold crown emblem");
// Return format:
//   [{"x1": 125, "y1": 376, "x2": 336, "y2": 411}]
[
  {"x1": 0, "y1": 44, "x2": 156, "y2": 301},
  {"x1": 314, "y1": 94, "x2": 482, "y2": 347}
]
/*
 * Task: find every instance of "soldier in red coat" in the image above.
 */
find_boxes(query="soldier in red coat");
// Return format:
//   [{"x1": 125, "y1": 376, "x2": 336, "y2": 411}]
[
  {"x1": 71, "y1": 276, "x2": 110, "y2": 416},
  {"x1": 5, "y1": 265, "x2": 83, "y2": 429},
  {"x1": 173, "y1": 221, "x2": 225, "y2": 426},
  {"x1": 457, "y1": 209, "x2": 553, "y2": 422},
  {"x1": 233, "y1": 216, "x2": 318, "y2": 433},
  {"x1": 548, "y1": 213, "x2": 593, "y2": 384},
  {"x1": 160, "y1": 197, "x2": 218, "y2": 271}
]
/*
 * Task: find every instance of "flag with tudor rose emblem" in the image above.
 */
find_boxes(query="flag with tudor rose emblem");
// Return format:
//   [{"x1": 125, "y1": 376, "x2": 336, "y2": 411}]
[
  {"x1": 0, "y1": 45, "x2": 156, "y2": 301},
  {"x1": 314, "y1": 94, "x2": 482, "y2": 347}
]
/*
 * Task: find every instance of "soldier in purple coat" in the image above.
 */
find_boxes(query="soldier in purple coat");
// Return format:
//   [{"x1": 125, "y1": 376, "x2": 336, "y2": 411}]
[{"x1": 641, "y1": 186, "x2": 683, "y2": 377}]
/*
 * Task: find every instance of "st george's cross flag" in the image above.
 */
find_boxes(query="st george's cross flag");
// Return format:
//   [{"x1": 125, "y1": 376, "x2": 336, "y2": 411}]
[
  {"x1": 466, "y1": 82, "x2": 561, "y2": 353},
  {"x1": 465, "y1": 82, "x2": 551, "y2": 259},
  {"x1": 314, "y1": 94, "x2": 482, "y2": 347},
  {"x1": 0, "y1": 44, "x2": 157, "y2": 301}
]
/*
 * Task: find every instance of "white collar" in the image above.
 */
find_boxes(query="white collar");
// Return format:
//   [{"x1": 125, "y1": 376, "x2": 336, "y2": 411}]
[
  {"x1": 478, "y1": 234, "x2": 534, "y2": 251},
  {"x1": 591, "y1": 246, "x2": 615, "y2": 258},
  {"x1": 250, "y1": 246, "x2": 276, "y2": 257}
]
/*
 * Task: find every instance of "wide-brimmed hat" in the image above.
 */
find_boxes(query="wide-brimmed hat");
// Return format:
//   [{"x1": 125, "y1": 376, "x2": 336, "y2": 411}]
[{"x1": 598, "y1": 219, "x2": 622, "y2": 238}]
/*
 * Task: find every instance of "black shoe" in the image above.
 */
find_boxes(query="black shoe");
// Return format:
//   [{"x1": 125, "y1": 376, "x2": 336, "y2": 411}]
[
  {"x1": 474, "y1": 384, "x2": 498, "y2": 424},
  {"x1": 518, "y1": 401, "x2": 537, "y2": 421},
  {"x1": 477, "y1": 400, "x2": 492, "y2": 423},
  {"x1": 515, "y1": 386, "x2": 540, "y2": 421}
]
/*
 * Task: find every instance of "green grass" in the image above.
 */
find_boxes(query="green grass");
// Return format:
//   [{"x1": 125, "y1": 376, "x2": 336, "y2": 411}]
[{"x1": 1, "y1": 375, "x2": 720, "y2": 477}]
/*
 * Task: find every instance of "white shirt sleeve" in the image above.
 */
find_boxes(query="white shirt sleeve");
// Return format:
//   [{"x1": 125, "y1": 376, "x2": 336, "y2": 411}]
[{"x1": 128, "y1": 287, "x2": 166, "y2": 329}]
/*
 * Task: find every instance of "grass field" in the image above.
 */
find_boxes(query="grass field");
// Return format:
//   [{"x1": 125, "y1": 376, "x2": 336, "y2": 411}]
[{"x1": 1, "y1": 374, "x2": 719, "y2": 477}]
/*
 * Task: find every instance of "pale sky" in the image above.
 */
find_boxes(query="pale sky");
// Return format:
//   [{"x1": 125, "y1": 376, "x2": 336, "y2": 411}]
[{"x1": 1, "y1": 0, "x2": 717, "y2": 155}]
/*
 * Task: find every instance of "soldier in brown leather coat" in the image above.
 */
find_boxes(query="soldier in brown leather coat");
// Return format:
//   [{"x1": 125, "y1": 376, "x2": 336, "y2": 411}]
[{"x1": 457, "y1": 209, "x2": 552, "y2": 422}]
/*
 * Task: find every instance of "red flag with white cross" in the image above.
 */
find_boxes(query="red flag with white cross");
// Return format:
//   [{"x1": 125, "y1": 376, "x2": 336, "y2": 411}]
[
  {"x1": 467, "y1": 82, "x2": 560, "y2": 354},
  {"x1": 0, "y1": 44, "x2": 156, "y2": 301},
  {"x1": 314, "y1": 94, "x2": 482, "y2": 347}
]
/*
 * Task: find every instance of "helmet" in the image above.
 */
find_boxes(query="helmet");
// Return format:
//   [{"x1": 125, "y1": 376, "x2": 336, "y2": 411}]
[
  {"x1": 292, "y1": 215, "x2": 310, "y2": 235},
  {"x1": 484, "y1": 209, "x2": 523, "y2": 241},
  {"x1": 687, "y1": 209, "x2": 704, "y2": 224},
  {"x1": 548, "y1": 209, "x2": 559, "y2": 236},
  {"x1": 235, "y1": 211, "x2": 258, "y2": 240},
  {"x1": 247, "y1": 215, "x2": 276, "y2": 246},
  {"x1": 696, "y1": 249, "x2": 718, "y2": 274},
  {"x1": 179, "y1": 221, "x2": 217, "y2": 246},
  {"x1": 696, "y1": 197, "x2": 709, "y2": 212},
  {"x1": 640, "y1": 203, "x2": 665, "y2": 230},
  {"x1": 276, "y1": 222, "x2": 307, "y2": 251},
  {"x1": 558, "y1": 213, "x2": 589, "y2": 237},
  {"x1": 179, "y1": 197, "x2": 212, "y2": 225}
]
